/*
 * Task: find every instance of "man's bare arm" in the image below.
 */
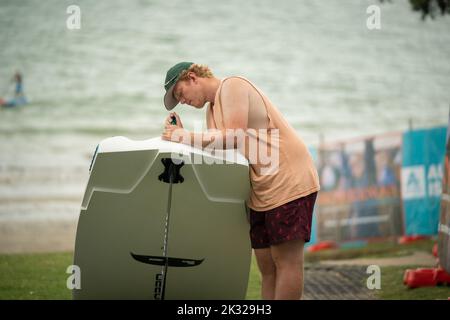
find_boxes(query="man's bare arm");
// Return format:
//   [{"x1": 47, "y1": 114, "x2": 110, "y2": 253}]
[{"x1": 174, "y1": 78, "x2": 250, "y2": 150}]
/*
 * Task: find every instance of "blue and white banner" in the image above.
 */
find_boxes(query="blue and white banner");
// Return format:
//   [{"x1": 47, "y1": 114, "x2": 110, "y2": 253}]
[{"x1": 402, "y1": 126, "x2": 447, "y2": 235}]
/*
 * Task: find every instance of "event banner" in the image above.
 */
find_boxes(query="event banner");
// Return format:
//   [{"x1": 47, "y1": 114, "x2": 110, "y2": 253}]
[
  {"x1": 315, "y1": 133, "x2": 403, "y2": 242},
  {"x1": 439, "y1": 117, "x2": 450, "y2": 273},
  {"x1": 308, "y1": 147, "x2": 318, "y2": 246},
  {"x1": 402, "y1": 126, "x2": 447, "y2": 235}
]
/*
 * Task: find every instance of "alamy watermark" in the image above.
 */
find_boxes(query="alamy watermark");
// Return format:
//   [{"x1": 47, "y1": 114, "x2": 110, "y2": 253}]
[
  {"x1": 66, "y1": 265, "x2": 81, "y2": 290},
  {"x1": 366, "y1": 5, "x2": 381, "y2": 30},
  {"x1": 66, "y1": 5, "x2": 81, "y2": 30},
  {"x1": 366, "y1": 265, "x2": 381, "y2": 290},
  {"x1": 168, "y1": 125, "x2": 280, "y2": 176}
]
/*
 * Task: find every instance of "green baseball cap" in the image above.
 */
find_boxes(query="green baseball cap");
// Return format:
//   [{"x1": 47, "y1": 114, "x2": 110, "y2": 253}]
[{"x1": 163, "y1": 61, "x2": 194, "y2": 110}]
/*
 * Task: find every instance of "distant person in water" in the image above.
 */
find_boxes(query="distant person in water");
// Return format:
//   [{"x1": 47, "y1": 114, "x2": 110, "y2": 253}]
[
  {"x1": 14, "y1": 71, "x2": 24, "y2": 98},
  {"x1": 1, "y1": 71, "x2": 27, "y2": 107}
]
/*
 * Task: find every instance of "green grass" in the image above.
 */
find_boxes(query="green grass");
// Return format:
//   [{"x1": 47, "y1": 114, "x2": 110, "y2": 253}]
[
  {"x1": 303, "y1": 238, "x2": 450, "y2": 300},
  {"x1": 245, "y1": 255, "x2": 261, "y2": 299},
  {"x1": 1, "y1": 243, "x2": 449, "y2": 300},
  {"x1": 376, "y1": 265, "x2": 450, "y2": 300},
  {"x1": 0, "y1": 251, "x2": 262, "y2": 300},
  {"x1": 305, "y1": 238, "x2": 436, "y2": 263},
  {"x1": 0, "y1": 252, "x2": 73, "y2": 300}
]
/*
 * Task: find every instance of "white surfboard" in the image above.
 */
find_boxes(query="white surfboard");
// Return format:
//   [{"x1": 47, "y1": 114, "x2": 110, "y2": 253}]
[{"x1": 73, "y1": 137, "x2": 251, "y2": 299}]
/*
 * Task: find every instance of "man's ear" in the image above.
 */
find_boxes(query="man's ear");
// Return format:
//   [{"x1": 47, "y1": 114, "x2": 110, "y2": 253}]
[{"x1": 188, "y1": 72, "x2": 197, "y2": 83}]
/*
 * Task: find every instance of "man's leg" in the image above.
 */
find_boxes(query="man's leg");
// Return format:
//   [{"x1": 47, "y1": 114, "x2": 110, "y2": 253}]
[
  {"x1": 254, "y1": 248, "x2": 276, "y2": 300},
  {"x1": 270, "y1": 239, "x2": 305, "y2": 300}
]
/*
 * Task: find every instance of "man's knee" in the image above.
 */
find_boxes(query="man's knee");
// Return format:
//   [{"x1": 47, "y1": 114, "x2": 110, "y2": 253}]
[
  {"x1": 271, "y1": 239, "x2": 305, "y2": 269},
  {"x1": 260, "y1": 264, "x2": 276, "y2": 277},
  {"x1": 254, "y1": 249, "x2": 276, "y2": 276}
]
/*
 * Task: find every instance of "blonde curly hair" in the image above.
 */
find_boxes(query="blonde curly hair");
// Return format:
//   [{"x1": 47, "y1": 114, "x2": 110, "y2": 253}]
[{"x1": 178, "y1": 64, "x2": 214, "y2": 80}]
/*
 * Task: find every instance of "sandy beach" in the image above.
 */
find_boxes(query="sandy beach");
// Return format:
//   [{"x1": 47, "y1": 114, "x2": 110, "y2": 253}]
[
  {"x1": 0, "y1": 158, "x2": 85, "y2": 254},
  {"x1": 0, "y1": 218, "x2": 77, "y2": 254}
]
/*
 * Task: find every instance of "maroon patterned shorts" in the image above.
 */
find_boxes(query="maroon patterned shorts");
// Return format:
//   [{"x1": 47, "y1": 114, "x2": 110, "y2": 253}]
[{"x1": 249, "y1": 192, "x2": 318, "y2": 249}]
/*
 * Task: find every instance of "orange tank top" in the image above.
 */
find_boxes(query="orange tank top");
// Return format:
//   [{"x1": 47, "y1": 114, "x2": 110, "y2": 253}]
[{"x1": 206, "y1": 76, "x2": 320, "y2": 211}]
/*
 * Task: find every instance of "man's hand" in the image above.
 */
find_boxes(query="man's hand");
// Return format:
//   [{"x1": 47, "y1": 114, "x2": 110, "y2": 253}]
[
  {"x1": 162, "y1": 112, "x2": 188, "y2": 143},
  {"x1": 161, "y1": 124, "x2": 190, "y2": 143},
  {"x1": 164, "y1": 112, "x2": 183, "y2": 128}
]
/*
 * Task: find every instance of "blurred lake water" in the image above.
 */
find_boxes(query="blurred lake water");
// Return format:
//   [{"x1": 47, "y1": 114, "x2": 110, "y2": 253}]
[{"x1": 0, "y1": 0, "x2": 449, "y2": 220}]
